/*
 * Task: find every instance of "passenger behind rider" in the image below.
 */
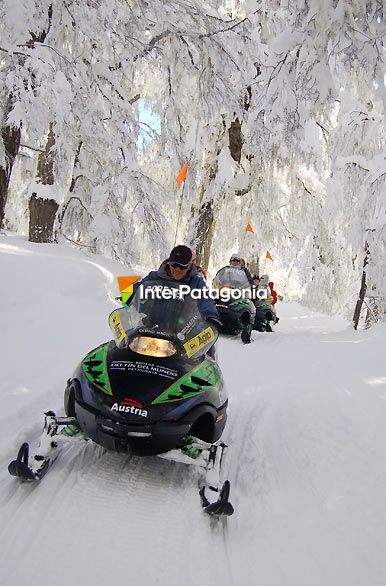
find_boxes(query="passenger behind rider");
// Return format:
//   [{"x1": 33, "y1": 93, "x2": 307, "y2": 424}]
[
  {"x1": 189, "y1": 247, "x2": 208, "y2": 281},
  {"x1": 196, "y1": 265, "x2": 207, "y2": 281}
]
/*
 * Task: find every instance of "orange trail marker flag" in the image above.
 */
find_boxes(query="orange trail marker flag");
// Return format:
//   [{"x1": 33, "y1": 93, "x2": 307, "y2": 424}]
[
  {"x1": 245, "y1": 223, "x2": 254, "y2": 234},
  {"x1": 176, "y1": 161, "x2": 188, "y2": 186},
  {"x1": 266, "y1": 250, "x2": 273, "y2": 261}
]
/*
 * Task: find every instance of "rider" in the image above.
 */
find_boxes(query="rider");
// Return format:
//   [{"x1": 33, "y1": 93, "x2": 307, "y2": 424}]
[
  {"x1": 135, "y1": 244, "x2": 221, "y2": 327},
  {"x1": 190, "y1": 247, "x2": 207, "y2": 280},
  {"x1": 258, "y1": 274, "x2": 277, "y2": 305},
  {"x1": 229, "y1": 253, "x2": 254, "y2": 286},
  {"x1": 253, "y1": 274, "x2": 278, "y2": 331},
  {"x1": 212, "y1": 253, "x2": 255, "y2": 344}
]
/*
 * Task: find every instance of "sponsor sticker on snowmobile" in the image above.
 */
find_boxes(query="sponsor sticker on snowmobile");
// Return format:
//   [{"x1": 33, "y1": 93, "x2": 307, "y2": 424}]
[
  {"x1": 110, "y1": 310, "x2": 126, "y2": 346},
  {"x1": 177, "y1": 315, "x2": 199, "y2": 340},
  {"x1": 111, "y1": 398, "x2": 148, "y2": 417},
  {"x1": 138, "y1": 327, "x2": 171, "y2": 337},
  {"x1": 110, "y1": 361, "x2": 178, "y2": 379},
  {"x1": 183, "y1": 326, "x2": 215, "y2": 358}
]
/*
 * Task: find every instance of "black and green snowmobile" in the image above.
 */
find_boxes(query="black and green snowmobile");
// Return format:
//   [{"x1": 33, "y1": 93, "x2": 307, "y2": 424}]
[
  {"x1": 212, "y1": 266, "x2": 256, "y2": 343},
  {"x1": 8, "y1": 280, "x2": 233, "y2": 516}
]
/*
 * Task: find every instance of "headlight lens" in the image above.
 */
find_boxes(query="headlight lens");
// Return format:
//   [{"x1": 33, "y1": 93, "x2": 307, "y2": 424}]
[{"x1": 129, "y1": 336, "x2": 176, "y2": 357}]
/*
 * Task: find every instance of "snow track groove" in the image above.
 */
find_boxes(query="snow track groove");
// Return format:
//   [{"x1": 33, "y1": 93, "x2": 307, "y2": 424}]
[{"x1": 0, "y1": 440, "x2": 234, "y2": 586}]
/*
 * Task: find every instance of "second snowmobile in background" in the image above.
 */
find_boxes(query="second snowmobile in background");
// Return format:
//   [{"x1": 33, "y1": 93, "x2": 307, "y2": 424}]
[
  {"x1": 212, "y1": 266, "x2": 256, "y2": 344},
  {"x1": 253, "y1": 302, "x2": 278, "y2": 332}
]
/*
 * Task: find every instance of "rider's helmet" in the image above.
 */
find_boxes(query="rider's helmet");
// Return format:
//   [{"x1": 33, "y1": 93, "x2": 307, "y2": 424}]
[
  {"x1": 229, "y1": 253, "x2": 242, "y2": 265},
  {"x1": 168, "y1": 245, "x2": 193, "y2": 266}
]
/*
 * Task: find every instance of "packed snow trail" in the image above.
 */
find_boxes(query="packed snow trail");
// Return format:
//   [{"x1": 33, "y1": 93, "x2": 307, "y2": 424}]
[
  {"x1": 1, "y1": 235, "x2": 386, "y2": 586},
  {"x1": 220, "y1": 306, "x2": 386, "y2": 586}
]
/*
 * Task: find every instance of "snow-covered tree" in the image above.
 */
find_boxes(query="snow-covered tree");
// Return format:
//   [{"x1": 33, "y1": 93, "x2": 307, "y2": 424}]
[{"x1": 1, "y1": 0, "x2": 384, "y2": 325}]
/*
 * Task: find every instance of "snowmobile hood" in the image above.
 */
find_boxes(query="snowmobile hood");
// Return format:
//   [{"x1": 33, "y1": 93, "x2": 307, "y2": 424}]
[{"x1": 81, "y1": 341, "x2": 222, "y2": 415}]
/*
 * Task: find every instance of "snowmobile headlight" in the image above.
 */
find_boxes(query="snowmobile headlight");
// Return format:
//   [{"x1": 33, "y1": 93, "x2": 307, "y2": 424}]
[{"x1": 129, "y1": 336, "x2": 176, "y2": 357}]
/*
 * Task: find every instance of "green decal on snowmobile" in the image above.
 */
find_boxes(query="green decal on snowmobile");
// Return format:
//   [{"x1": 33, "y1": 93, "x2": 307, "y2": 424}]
[
  {"x1": 229, "y1": 299, "x2": 250, "y2": 306},
  {"x1": 82, "y1": 343, "x2": 113, "y2": 396},
  {"x1": 152, "y1": 359, "x2": 218, "y2": 404}
]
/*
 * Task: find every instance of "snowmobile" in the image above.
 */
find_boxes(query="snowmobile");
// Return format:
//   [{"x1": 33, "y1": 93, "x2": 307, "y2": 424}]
[
  {"x1": 253, "y1": 303, "x2": 278, "y2": 332},
  {"x1": 212, "y1": 266, "x2": 256, "y2": 344},
  {"x1": 8, "y1": 280, "x2": 233, "y2": 516},
  {"x1": 253, "y1": 285, "x2": 278, "y2": 333}
]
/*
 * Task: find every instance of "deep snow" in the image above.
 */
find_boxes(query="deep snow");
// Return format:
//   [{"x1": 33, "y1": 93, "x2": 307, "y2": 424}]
[{"x1": 1, "y1": 233, "x2": 386, "y2": 586}]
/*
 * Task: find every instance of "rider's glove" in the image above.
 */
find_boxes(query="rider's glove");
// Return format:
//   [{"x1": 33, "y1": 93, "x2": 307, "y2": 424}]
[{"x1": 206, "y1": 316, "x2": 222, "y2": 329}]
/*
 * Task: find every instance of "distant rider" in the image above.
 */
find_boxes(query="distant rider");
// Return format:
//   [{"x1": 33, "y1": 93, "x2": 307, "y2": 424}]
[
  {"x1": 252, "y1": 274, "x2": 278, "y2": 331},
  {"x1": 229, "y1": 253, "x2": 254, "y2": 286},
  {"x1": 257, "y1": 274, "x2": 277, "y2": 305}
]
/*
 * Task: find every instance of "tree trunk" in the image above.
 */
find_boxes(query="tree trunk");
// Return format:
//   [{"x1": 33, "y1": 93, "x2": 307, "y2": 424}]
[
  {"x1": 193, "y1": 115, "x2": 245, "y2": 270},
  {"x1": 36, "y1": 122, "x2": 55, "y2": 184},
  {"x1": 247, "y1": 255, "x2": 259, "y2": 277},
  {"x1": 28, "y1": 123, "x2": 58, "y2": 243},
  {"x1": 352, "y1": 241, "x2": 369, "y2": 330},
  {"x1": 194, "y1": 200, "x2": 215, "y2": 271},
  {"x1": 352, "y1": 270, "x2": 367, "y2": 330},
  {"x1": 228, "y1": 118, "x2": 243, "y2": 163},
  {"x1": 29, "y1": 193, "x2": 59, "y2": 242},
  {"x1": 1, "y1": 5, "x2": 52, "y2": 229},
  {"x1": 192, "y1": 156, "x2": 219, "y2": 271},
  {"x1": 0, "y1": 116, "x2": 21, "y2": 229}
]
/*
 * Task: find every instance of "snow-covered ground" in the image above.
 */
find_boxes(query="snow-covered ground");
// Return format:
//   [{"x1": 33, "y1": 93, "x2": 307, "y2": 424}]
[{"x1": 1, "y1": 233, "x2": 386, "y2": 586}]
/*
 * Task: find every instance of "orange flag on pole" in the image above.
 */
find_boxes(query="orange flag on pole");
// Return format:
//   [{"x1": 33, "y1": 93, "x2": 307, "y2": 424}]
[
  {"x1": 266, "y1": 250, "x2": 273, "y2": 261},
  {"x1": 245, "y1": 223, "x2": 254, "y2": 234},
  {"x1": 176, "y1": 161, "x2": 188, "y2": 186}
]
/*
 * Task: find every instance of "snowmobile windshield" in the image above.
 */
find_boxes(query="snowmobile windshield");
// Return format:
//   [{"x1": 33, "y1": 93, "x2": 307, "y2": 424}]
[
  {"x1": 108, "y1": 279, "x2": 218, "y2": 359},
  {"x1": 212, "y1": 266, "x2": 251, "y2": 291}
]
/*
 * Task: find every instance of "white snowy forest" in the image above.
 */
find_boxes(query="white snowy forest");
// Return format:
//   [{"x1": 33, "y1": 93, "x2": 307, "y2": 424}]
[{"x1": 1, "y1": 0, "x2": 385, "y2": 326}]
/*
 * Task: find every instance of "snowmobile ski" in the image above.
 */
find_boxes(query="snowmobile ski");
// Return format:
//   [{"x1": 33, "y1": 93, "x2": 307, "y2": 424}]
[
  {"x1": 200, "y1": 479, "x2": 233, "y2": 516},
  {"x1": 199, "y1": 441, "x2": 234, "y2": 516},
  {"x1": 8, "y1": 412, "x2": 80, "y2": 481},
  {"x1": 160, "y1": 437, "x2": 234, "y2": 516},
  {"x1": 8, "y1": 413, "x2": 234, "y2": 515}
]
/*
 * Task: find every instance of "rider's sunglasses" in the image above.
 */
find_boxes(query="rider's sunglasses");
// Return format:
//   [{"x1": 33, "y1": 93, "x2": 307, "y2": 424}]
[
  {"x1": 230, "y1": 258, "x2": 241, "y2": 263},
  {"x1": 170, "y1": 262, "x2": 189, "y2": 269}
]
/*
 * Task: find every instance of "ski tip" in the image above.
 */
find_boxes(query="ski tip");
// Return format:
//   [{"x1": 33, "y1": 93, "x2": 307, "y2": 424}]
[
  {"x1": 203, "y1": 499, "x2": 234, "y2": 516},
  {"x1": 8, "y1": 459, "x2": 36, "y2": 481},
  {"x1": 8, "y1": 442, "x2": 37, "y2": 481},
  {"x1": 200, "y1": 480, "x2": 234, "y2": 517}
]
